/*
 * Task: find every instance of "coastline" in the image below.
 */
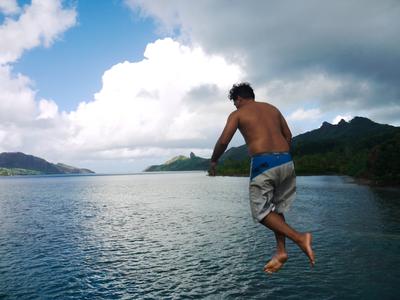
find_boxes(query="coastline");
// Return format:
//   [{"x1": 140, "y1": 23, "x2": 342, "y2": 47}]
[{"x1": 212, "y1": 171, "x2": 400, "y2": 188}]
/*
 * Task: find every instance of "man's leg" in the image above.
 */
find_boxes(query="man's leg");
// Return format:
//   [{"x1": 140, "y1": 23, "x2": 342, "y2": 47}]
[
  {"x1": 261, "y1": 211, "x2": 315, "y2": 269},
  {"x1": 274, "y1": 213, "x2": 286, "y2": 253},
  {"x1": 263, "y1": 213, "x2": 288, "y2": 273}
]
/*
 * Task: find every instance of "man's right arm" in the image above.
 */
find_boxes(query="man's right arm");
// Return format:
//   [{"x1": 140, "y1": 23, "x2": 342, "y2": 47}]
[{"x1": 209, "y1": 112, "x2": 239, "y2": 176}]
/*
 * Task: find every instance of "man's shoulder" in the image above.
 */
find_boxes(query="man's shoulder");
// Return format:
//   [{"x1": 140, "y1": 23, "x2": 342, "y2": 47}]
[
  {"x1": 259, "y1": 101, "x2": 283, "y2": 116},
  {"x1": 255, "y1": 100, "x2": 277, "y2": 109},
  {"x1": 229, "y1": 110, "x2": 239, "y2": 116},
  {"x1": 250, "y1": 101, "x2": 279, "y2": 114},
  {"x1": 227, "y1": 110, "x2": 240, "y2": 120}
]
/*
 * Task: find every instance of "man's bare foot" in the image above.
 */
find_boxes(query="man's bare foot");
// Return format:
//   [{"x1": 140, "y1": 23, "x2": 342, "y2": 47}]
[
  {"x1": 298, "y1": 232, "x2": 315, "y2": 267},
  {"x1": 263, "y1": 252, "x2": 288, "y2": 274}
]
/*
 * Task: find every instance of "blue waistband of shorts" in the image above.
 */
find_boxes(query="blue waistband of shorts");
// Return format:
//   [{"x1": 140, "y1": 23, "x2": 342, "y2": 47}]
[{"x1": 250, "y1": 152, "x2": 292, "y2": 180}]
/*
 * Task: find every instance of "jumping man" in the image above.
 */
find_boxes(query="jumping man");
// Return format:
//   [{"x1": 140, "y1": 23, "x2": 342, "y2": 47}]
[{"x1": 209, "y1": 82, "x2": 315, "y2": 273}]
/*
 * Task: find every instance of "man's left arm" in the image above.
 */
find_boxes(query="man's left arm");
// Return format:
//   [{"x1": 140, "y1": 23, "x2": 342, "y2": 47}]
[
  {"x1": 209, "y1": 112, "x2": 239, "y2": 176},
  {"x1": 279, "y1": 112, "x2": 292, "y2": 148}
]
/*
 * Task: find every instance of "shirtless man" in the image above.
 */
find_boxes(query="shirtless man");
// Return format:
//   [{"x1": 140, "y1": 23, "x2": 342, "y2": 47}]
[{"x1": 209, "y1": 82, "x2": 315, "y2": 273}]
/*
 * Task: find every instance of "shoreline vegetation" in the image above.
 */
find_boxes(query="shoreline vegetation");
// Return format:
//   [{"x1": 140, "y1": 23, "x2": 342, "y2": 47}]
[
  {"x1": 146, "y1": 117, "x2": 400, "y2": 187},
  {"x1": 215, "y1": 160, "x2": 400, "y2": 188},
  {"x1": 0, "y1": 167, "x2": 42, "y2": 176}
]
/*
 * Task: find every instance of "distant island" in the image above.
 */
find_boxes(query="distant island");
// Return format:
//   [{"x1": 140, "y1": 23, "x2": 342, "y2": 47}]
[
  {"x1": 145, "y1": 117, "x2": 400, "y2": 186},
  {"x1": 145, "y1": 152, "x2": 210, "y2": 172},
  {"x1": 0, "y1": 152, "x2": 95, "y2": 176}
]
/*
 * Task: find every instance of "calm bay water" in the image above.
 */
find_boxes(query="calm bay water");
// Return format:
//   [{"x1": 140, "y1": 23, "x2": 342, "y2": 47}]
[{"x1": 0, "y1": 173, "x2": 399, "y2": 299}]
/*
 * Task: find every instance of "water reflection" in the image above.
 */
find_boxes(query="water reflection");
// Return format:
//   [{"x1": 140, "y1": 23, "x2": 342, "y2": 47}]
[{"x1": 0, "y1": 174, "x2": 399, "y2": 299}]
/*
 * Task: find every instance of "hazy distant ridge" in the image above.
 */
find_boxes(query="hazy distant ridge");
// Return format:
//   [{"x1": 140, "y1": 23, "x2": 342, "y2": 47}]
[{"x1": 0, "y1": 152, "x2": 94, "y2": 176}]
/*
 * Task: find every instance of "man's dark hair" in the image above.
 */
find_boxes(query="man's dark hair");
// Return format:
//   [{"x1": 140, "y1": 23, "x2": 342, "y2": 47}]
[{"x1": 228, "y1": 82, "x2": 255, "y2": 101}]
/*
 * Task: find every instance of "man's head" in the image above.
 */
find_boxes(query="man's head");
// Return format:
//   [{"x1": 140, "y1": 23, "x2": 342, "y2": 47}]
[{"x1": 228, "y1": 82, "x2": 255, "y2": 102}]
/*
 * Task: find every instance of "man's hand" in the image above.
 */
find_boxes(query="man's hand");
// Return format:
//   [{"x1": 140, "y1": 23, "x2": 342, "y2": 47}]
[{"x1": 208, "y1": 161, "x2": 217, "y2": 176}]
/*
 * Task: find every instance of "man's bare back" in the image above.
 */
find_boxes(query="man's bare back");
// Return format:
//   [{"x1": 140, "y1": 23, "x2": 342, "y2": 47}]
[
  {"x1": 233, "y1": 101, "x2": 291, "y2": 155},
  {"x1": 210, "y1": 98, "x2": 292, "y2": 162}
]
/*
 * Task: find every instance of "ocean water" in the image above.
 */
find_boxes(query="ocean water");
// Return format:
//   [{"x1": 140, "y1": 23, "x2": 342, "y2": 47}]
[{"x1": 0, "y1": 173, "x2": 399, "y2": 300}]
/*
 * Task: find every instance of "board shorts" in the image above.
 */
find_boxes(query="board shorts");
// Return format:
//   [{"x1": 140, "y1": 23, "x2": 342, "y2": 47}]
[{"x1": 249, "y1": 152, "x2": 296, "y2": 223}]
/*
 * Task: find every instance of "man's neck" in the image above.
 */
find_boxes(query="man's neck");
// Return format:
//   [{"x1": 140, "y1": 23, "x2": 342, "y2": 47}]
[{"x1": 240, "y1": 99, "x2": 255, "y2": 106}]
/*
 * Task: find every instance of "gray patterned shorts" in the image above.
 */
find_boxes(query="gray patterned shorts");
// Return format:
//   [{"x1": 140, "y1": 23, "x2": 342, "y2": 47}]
[{"x1": 249, "y1": 152, "x2": 296, "y2": 223}]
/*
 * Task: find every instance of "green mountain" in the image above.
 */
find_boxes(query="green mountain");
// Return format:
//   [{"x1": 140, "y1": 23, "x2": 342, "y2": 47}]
[
  {"x1": 0, "y1": 152, "x2": 95, "y2": 176},
  {"x1": 215, "y1": 117, "x2": 400, "y2": 185},
  {"x1": 215, "y1": 145, "x2": 250, "y2": 176},
  {"x1": 144, "y1": 152, "x2": 209, "y2": 172},
  {"x1": 292, "y1": 117, "x2": 398, "y2": 156}
]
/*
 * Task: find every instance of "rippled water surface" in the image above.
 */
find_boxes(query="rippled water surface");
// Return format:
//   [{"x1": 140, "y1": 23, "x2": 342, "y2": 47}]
[{"x1": 0, "y1": 173, "x2": 399, "y2": 299}]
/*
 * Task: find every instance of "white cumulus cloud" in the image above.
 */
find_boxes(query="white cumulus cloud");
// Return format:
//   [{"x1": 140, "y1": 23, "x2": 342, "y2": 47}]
[
  {"x1": 37, "y1": 99, "x2": 59, "y2": 120},
  {"x1": 0, "y1": 0, "x2": 76, "y2": 65},
  {"x1": 65, "y1": 38, "x2": 242, "y2": 154},
  {"x1": 0, "y1": 0, "x2": 76, "y2": 155},
  {"x1": 0, "y1": 65, "x2": 37, "y2": 124},
  {"x1": 332, "y1": 115, "x2": 352, "y2": 124},
  {"x1": 287, "y1": 108, "x2": 322, "y2": 122},
  {"x1": 0, "y1": 0, "x2": 20, "y2": 15}
]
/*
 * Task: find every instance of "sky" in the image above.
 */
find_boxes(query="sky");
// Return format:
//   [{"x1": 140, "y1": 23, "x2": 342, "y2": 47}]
[{"x1": 0, "y1": 0, "x2": 399, "y2": 173}]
